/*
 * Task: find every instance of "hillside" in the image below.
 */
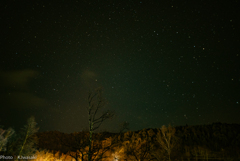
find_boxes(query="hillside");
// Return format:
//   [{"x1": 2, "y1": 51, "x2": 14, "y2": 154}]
[{"x1": 35, "y1": 122, "x2": 240, "y2": 160}]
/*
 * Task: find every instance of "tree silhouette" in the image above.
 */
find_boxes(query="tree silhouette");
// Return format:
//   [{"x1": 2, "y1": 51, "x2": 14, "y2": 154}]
[
  {"x1": 86, "y1": 87, "x2": 115, "y2": 161},
  {"x1": 1, "y1": 116, "x2": 39, "y2": 160},
  {"x1": 61, "y1": 88, "x2": 129, "y2": 161},
  {"x1": 123, "y1": 131, "x2": 155, "y2": 161},
  {"x1": 154, "y1": 124, "x2": 178, "y2": 161},
  {"x1": 0, "y1": 127, "x2": 14, "y2": 153},
  {"x1": 17, "y1": 116, "x2": 39, "y2": 158}
]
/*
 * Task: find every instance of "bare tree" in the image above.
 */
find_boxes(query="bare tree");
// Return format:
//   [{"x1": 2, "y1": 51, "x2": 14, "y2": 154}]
[
  {"x1": 0, "y1": 128, "x2": 14, "y2": 153},
  {"x1": 1, "y1": 116, "x2": 39, "y2": 160},
  {"x1": 154, "y1": 124, "x2": 178, "y2": 161},
  {"x1": 17, "y1": 116, "x2": 39, "y2": 158},
  {"x1": 87, "y1": 87, "x2": 115, "y2": 161},
  {"x1": 62, "y1": 87, "x2": 126, "y2": 161}
]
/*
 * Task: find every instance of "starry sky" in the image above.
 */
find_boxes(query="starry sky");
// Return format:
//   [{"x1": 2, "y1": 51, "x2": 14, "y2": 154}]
[{"x1": 1, "y1": 0, "x2": 240, "y2": 133}]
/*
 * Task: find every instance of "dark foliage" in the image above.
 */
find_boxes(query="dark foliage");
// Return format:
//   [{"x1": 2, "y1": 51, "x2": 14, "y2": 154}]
[{"x1": 36, "y1": 122, "x2": 240, "y2": 160}]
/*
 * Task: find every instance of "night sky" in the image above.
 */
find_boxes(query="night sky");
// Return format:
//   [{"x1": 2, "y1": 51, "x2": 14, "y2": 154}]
[{"x1": 1, "y1": 0, "x2": 240, "y2": 133}]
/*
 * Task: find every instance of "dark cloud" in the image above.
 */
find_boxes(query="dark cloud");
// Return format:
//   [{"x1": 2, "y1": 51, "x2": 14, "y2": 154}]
[
  {"x1": 80, "y1": 69, "x2": 100, "y2": 89},
  {"x1": 0, "y1": 69, "x2": 38, "y2": 90},
  {"x1": 81, "y1": 69, "x2": 97, "y2": 81},
  {"x1": 0, "y1": 70, "x2": 47, "y2": 109},
  {"x1": 1, "y1": 92, "x2": 47, "y2": 109}
]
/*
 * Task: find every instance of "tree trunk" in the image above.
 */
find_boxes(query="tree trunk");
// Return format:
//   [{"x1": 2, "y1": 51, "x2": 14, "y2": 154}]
[{"x1": 88, "y1": 122, "x2": 93, "y2": 161}]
